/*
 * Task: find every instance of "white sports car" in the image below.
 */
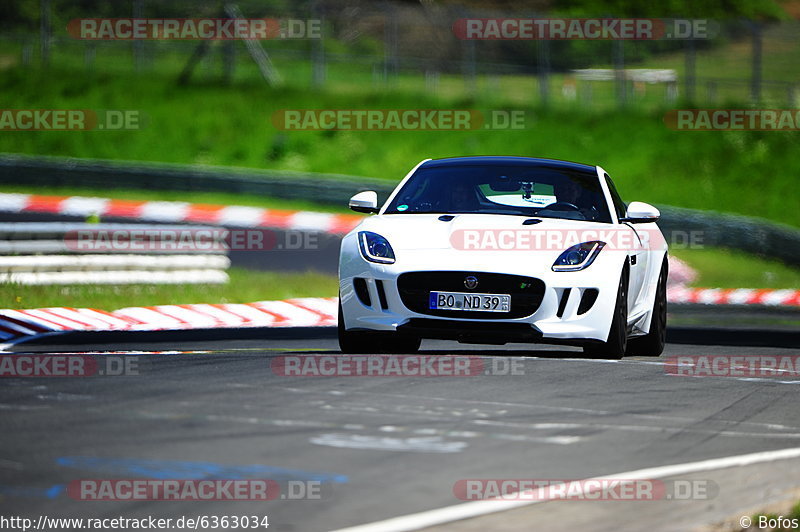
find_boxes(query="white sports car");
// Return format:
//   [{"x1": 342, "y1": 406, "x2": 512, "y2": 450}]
[{"x1": 338, "y1": 156, "x2": 668, "y2": 359}]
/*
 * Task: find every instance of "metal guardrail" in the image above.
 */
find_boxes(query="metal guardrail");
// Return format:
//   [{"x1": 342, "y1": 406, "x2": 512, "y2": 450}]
[
  {"x1": 657, "y1": 206, "x2": 800, "y2": 267},
  {"x1": 1, "y1": 270, "x2": 229, "y2": 285},
  {"x1": 1, "y1": 153, "x2": 798, "y2": 266},
  {"x1": 0, "y1": 221, "x2": 231, "y2": 285},
  {"x1": 0, "y1": 222, "x2": 229, "y2": 254},
  {"x1": 0, "y1": 153, "x2": 394, "y2": 206},
  {"x1": 0, "y1": 255, "x2": 230, "y2": 272}
]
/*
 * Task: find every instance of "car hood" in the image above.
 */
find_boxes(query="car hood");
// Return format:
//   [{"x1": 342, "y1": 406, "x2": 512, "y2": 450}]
[{"x1": 356, "y1": 214, "x2": 620, "y2": 253}]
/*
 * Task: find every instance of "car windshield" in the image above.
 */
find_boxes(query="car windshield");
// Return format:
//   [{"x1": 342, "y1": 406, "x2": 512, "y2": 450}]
[{"x1": 384, "y1": 164, "x2": 612, "y2": 223}]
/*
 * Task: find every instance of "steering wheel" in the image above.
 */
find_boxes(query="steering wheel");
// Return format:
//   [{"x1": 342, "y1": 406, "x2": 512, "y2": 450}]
[{"x1": 543, "y1": 202, "x2": 580, "y2": 211}]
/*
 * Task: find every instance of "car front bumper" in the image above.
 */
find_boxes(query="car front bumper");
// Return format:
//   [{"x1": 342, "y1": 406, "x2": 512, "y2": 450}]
[{"x1": 339, "y1": 252, "x2": 624, "y2": 344}]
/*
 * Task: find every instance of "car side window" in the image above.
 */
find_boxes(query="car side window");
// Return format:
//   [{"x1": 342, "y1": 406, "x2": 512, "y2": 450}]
[{"x1": 604, "y1": 174, "x2": 627, "y2": 221}]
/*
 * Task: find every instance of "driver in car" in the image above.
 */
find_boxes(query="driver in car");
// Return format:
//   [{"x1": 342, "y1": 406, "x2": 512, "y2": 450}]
[
  {"x1": 447, "y1": 181, "x2": 480, "y2": 212},
  {"x1": 552, "y1": 179, "x2": 598, "y2": 220},
  {"x1": 556, "y1": 179, "x2": 583, "y2": 206}
]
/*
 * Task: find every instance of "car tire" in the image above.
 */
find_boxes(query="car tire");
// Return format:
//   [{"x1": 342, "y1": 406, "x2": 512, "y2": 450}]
[
  {"x1": 338, "y1": 301, "x2": 421, "y2": 354},
  {"x1": 379, "y1": 335, "x2": 422, "y2": 354},
  {"x1": 626, "y1": 257, "x2": 668, "y2": 357},
  {"x1": 583, "y1": 266, "x2": 628, "y2": 360}
]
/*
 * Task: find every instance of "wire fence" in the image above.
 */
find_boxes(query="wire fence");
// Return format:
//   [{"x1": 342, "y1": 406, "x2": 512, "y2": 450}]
[{"x1": 3, "y1": 0, "x2": 799, "y2": 108}]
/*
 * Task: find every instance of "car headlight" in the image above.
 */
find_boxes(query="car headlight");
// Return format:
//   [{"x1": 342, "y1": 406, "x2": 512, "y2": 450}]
[
  {"x1": 552, "y1": 241, "x2": 605, "y2": 272},
  {"x1": 358, "y1": 231, "x2": 395, "y2": 264}
]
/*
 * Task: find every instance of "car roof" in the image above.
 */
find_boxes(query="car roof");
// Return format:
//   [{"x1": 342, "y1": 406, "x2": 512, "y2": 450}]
[{"x1": 420, "y1": 156, "x2": 597, "y2": 174}]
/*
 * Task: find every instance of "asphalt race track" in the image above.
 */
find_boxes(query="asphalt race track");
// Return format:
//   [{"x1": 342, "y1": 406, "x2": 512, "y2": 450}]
[
  {"x1": 2, "y1": 314, "x2": 800, "y2": 532},
  {"x1": 2, "y1": 211, "x2": 800, "y2": 530}
]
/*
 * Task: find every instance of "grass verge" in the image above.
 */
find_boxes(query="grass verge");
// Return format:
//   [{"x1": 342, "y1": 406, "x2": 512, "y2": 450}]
[
  {"x1": 1, "y1": 66, "x2": 799, "y2": 227},
  {"x1": 672, "y1": 247, "x2": 800, "y2": 289}
]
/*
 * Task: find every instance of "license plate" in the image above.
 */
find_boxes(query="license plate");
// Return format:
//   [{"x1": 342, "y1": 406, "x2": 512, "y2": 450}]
[{"x1": 429, "y1": 291, "x2": 510, "y2": 312}]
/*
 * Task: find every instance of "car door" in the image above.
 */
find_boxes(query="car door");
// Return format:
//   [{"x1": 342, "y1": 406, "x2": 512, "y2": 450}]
[{"x1": 604, "y1": 174, "x2": 649, "y2": 309}]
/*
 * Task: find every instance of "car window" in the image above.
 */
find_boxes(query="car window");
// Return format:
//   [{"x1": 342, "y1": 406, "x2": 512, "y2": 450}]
[
  {"x1": 604, "y1": 174, "x2": 627, "y2": 221},
  {"x1": 385, "y1": 165, "x2": 613, "y2": 223},
  {"x1": 478, "y1": 182, "x2": 556, "y2": 208}
]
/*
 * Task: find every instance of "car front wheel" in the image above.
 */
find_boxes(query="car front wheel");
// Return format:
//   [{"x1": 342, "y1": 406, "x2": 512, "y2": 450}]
[
  {"x1": 626, "y1": 257, "x2": 668, "y2": 357},
  {"x1": 583, "y1": 267, "x2": 628, "y2": 360}
]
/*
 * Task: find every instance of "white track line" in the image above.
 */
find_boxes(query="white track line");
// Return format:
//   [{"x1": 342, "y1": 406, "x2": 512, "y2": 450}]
[{"x1": 330, "y1": 446, "x2": 800, "y2": 532}]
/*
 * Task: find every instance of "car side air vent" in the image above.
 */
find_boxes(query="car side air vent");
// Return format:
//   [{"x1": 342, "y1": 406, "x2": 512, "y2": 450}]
[
  {"x1": 353, "y1": 278, "x2": 371, "y2": 306},
  {"x1": 556, "y1": 288, "x2": 571, "y2": 318},
  {"x1": 578, "y1": 289, "x2": 599, "y2": 315},
  {"x1": 375, "y1": 280, "x2": 389, "y2": 310},
  {"x1": 438, "y1": 215, "x2": 455, "y2": 222},
  {"x1": 522, "y1": 218, "x2": 542, "y2": 225}
]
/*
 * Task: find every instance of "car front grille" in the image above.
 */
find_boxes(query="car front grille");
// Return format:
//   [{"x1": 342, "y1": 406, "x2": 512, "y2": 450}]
[{"x1": 396, "y1": 271, "x2": 545, "y2": 319}]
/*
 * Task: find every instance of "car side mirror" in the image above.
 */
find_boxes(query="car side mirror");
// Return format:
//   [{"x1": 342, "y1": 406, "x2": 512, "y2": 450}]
[
  {"x1": 620, "y1": 201, "x2": 660, "y2": 223},
  {"x1": 349, "y1": 191, "x2": 379, "y2": 214}
]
